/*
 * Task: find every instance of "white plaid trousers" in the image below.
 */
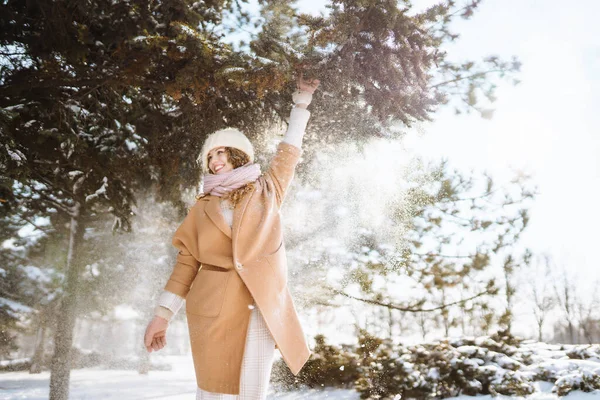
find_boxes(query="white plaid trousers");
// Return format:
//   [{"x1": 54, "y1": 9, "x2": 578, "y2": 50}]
[{"x1": 196, "y1": 302, "x2": 276, "y2": 400}]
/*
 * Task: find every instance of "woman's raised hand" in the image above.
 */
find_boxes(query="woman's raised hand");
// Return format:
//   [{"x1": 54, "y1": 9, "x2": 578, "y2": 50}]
[
  {"x1": 144, "y1": 316, "x2": 169, "y2": 352},
  {"x1": 296, "y1": 71, "x2": 320, "y2": 94}
]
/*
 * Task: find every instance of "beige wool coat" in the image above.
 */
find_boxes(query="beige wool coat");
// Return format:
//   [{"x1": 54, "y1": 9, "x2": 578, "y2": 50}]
[{"x1": 163, "y1": 142, "x2": 311, "y2": 395}]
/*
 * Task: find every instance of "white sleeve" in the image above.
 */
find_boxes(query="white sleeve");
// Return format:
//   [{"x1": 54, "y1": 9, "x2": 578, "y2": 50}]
[
  {"x1": 155, "y1": 290, "x2": 185, "y2": 320},
  {"x1": 282, "y1": 106, "x2": 311, "y2": 148}
]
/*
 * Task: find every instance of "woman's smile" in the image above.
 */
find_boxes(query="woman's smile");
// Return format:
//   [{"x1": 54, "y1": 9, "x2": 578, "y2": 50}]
[{"x1": 214, "y1": 164, "x2": 224, "y2": 173}]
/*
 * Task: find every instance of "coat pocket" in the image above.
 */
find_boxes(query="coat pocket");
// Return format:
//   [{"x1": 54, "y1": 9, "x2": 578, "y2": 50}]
[
  {"x1": 186, "y1": 268, "x2": 231, "y2": 317},
  {"x1": 265, "y1": 241, "x2": 287, "y2": 291}
]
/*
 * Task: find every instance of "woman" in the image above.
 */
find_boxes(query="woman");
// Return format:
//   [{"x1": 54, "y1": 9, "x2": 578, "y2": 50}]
[{"x1": 143, "y1": 73, "x2": 320, "y2": 399}]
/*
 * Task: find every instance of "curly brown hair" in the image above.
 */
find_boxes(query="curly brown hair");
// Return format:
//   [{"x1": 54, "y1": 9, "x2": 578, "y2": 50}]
[{"x1": 195, "y1": 147, "x2": 256, "y2": 208}]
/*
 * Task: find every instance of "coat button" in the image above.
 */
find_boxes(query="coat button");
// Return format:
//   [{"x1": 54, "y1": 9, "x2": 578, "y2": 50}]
[{"x1": 235, "y1": 262, "x2": 243, "y2": 271}]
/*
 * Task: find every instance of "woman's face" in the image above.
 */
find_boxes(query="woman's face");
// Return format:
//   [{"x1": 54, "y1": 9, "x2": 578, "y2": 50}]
[{"x1": 207, "y1": 147, "x2": 234, "y2": 174}]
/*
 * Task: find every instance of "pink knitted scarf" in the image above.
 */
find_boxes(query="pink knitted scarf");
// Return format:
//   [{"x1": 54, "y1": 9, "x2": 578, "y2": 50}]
[{"x1": 202, "y1": 163, "x2": 261, "y2": 197}]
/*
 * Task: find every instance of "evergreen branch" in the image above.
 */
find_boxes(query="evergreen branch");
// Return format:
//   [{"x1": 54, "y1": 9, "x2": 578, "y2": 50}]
[
  {"x1": 301, "y1": 6, "x2": 376, "y2": 69},
  {"x1": 331, "y1": 288, "x2": 491, "y2": 312},
  {"x1": 264, "y1": 97, "x2": 291, "y2": 127},
  {"x1": 37, "y1": 192, "x2": 74, "y2": 216},
  {"x1": 18, "y1": 216, "x2": 55, "y2": 234},
  {"x1": 311, "y1": 298, "x2": 344, "y2": 308},
  {"x1": 425, "y1": 1, "x2": 481, "y2": 33},
  {"x1": 436, "y1": 207, "x2": 474, "y2": 223},
  {"x1": 428, "y1": 69, "x2": 505, "y2": 89},
  {"x1": 413, "y1": 252, "x2": 474, "y2": 259},
  {"x1": 0, "y1": 251, "x2": 30, "y2": 266},
  {"x1": 0, "y1": 51, "x2": 28, "y2": 56},
  {"x1": 436, "y1": 188, "x2": 501, "y2": 203},
  {"x1": 0, "y1": 77, "x2": 166, "y2": 98},
  {"x1": 32, "y1": 174, "x2": 76, "y2": 198}
]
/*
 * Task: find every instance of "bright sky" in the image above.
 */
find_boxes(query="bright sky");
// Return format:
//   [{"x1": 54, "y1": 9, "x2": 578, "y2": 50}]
[
  {"x1": 295, "y1": 0, "x2": 600, "y2": 282},
  {"x1": 403, "y1": 0, "x2": 600, "y2": 285}
]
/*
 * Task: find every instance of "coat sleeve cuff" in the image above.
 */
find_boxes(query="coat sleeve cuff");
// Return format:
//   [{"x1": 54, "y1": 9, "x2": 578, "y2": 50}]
[{"x1": 157, "y1": 290, "x2": 185, "y2": 314}]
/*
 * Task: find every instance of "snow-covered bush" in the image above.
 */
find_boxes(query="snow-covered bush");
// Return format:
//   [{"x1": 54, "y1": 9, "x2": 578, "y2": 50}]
[
  {"x1": 272, "y1": 331, "x2": 600, "y2": 398},
  {"x1": 356, "y1": 332, "x2": 535, "y2": 399},
  {"x1": 354, "y1": 330, "x2": 425, "y2": 399},
  {"x1": 271, "y1": 334, "x2": 360, "y2": 390},
  {"x1": 531, "y1": 359, "x2": 600, "y2": 396},
  {"x1": 553, "y1": 368, "x2": 600, "y2": 396},
  {"x1": 566, "y1": 345, "x2": 600, "y2": 362},
  {"x1": 0, "y1": 357, "x2": 31, "y2": 372}
]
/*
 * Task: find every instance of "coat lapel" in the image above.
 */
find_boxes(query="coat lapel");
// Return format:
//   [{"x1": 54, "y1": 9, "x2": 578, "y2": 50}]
[
  {"x1": 204, "y1": 196, "x2": 232, "y2": 239},
  {"x1": 231, "y1": 184, "x2": 255, "y2": 261}
]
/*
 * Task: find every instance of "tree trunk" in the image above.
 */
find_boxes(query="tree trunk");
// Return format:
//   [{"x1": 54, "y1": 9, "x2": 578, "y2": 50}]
[
  {"x1": 441, "y1": 291, "x2": 449, "y2": 337},
  {"x1": 49, "y1": 203, "x2": 85, "y2": 400},
  {"x1": 418, "y1": 312, "x2": 426, "y2": 340},
  {"x1": 29, "y1": 319, "x2": 47, "y2": 374},
  {"x1": 387, "y1": 307, "x2": 393, "y2": 339},
  {"x1": 567, "y1": 320, "x2": 576, "y2": 344}
]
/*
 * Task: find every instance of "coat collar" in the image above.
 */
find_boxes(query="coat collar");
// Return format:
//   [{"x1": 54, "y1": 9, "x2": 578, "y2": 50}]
[{"x1": 204, "y1": 196, "x2": 232, "y2": 239}]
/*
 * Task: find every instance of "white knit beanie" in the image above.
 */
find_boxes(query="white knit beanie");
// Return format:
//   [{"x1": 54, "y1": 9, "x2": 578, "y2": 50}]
[{"x1": 197, "y1": 127, "x2": 255, "y2": 173}]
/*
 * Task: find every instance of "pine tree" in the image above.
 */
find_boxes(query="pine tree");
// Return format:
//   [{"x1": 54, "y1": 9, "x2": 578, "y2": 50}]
[
  {"x1": 2, "y1": 0, "x2": 522, "y2": 398},
  {"x1": 0, "y1": 1, "x2": 232, "y2": 398}
]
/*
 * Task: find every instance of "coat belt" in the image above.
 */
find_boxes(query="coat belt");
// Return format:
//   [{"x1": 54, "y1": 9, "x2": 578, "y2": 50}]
[{"x1": 199, "y1": 262, "x2": 231, "y2": 272}]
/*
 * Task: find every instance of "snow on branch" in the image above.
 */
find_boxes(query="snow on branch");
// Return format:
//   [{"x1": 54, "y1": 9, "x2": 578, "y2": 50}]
[{"x1": 85, "y1": 176, "x2": 110, "y2": 203}]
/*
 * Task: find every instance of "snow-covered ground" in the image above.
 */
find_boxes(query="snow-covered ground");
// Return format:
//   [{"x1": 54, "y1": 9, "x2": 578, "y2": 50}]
[
  {"x1": 1, "y1": 354, "x2": 599, "y2": 399},
  {"x1": 0, "y1": 355, "x2": 358, "y2": 399}
]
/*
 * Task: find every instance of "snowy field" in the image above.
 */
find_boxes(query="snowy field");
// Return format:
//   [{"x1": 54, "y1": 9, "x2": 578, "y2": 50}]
[
  {"x1": 0, "y1": 355, "x2": 358, "y2": 400},
  {"x1": 1, "y1": 355, "x2": 599, "y2": 400}
]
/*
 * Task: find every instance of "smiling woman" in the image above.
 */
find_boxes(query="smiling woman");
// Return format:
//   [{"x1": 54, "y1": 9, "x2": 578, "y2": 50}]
[{"x1": 143, "y1": 73, "x2": 321, "y2": 399}]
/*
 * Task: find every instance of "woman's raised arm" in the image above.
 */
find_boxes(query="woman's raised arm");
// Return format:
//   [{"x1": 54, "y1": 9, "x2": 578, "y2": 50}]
[
  {"x1": 264, "y1": 74, "x2": 320, "y2": 207},
  {"x1": 281, "y1": 73, "x2": 320, "y2": 148}
]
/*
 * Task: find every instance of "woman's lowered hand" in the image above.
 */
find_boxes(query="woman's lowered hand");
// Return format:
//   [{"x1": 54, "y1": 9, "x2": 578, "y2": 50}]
[{"x1": 144, "y1": 316, "x2": 169, "y2": 352}]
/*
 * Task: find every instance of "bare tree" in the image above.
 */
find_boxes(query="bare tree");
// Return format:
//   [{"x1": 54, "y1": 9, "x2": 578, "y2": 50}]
[
  {"x1": 552, "y1": 261, "x2": 578, "y2": 344},
  {"x1": 499, "y1": 250, "x2": 532, "y2": 333},
  {"x1": 528, "y1": 254, "x2": 555, "y2": 342},
  {"x1": 417, "y1": 311, "x2": 428, "y2": 340},
  {"x1": 575, "y1": 279, "x2": 600, "y2": 344}
]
